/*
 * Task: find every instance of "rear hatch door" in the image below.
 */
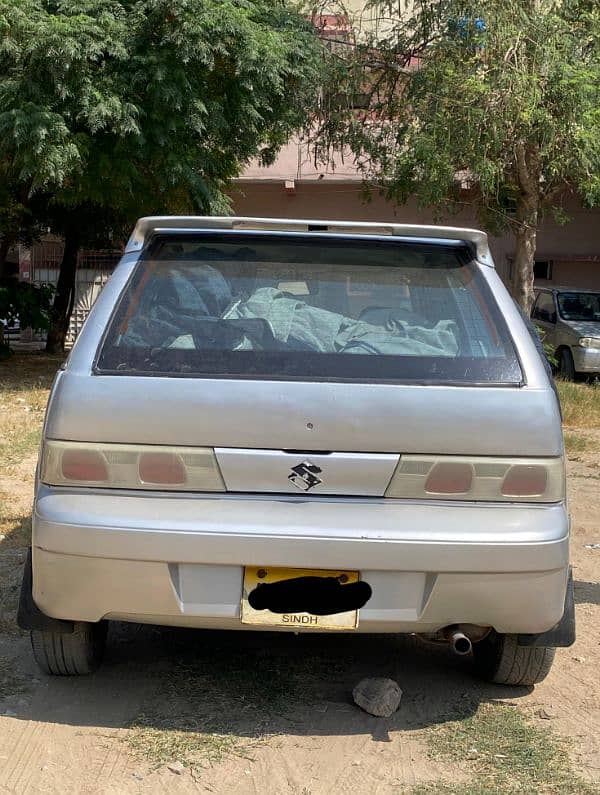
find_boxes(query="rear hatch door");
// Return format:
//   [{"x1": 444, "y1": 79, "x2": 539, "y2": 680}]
[{"x1": 48, "y1": 231, "x2": 562, "y2": 496}]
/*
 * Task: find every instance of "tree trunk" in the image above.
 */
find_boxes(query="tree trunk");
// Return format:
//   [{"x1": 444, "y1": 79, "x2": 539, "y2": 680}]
[
  {"x1": 512, "y1": 191, "x2": 538, "y2": 313},
  {"x1": 0, "y1": 234, "x2": 14, "y2": 279},
  {"x1": 45, "y1": 228, "x2": 80, "y2": 354},
  {"x1": 512, "y1": 143, "x2": 540, "y2": 313}
]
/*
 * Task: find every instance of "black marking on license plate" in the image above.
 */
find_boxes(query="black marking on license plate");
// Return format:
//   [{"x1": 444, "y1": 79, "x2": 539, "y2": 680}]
[{"x1": 248, "y1": 575, "x2": 372, "y2": 615}]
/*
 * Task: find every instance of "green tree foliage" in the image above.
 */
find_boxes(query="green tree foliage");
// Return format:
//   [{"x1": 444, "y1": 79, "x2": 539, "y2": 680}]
[
  {"x1": 313, "y1": 0, "x2": 600, "y2": 309},
  {"x1": 0, "y1": 280, "x2": 53, "y2": 357},
  {"x1": 0, "y1": 0, "x2": 320, "y2": 351}
]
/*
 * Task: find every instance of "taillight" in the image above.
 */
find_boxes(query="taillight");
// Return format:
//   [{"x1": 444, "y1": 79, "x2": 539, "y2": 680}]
[
  {"x1": 425, "y1": 462, "x2": 473, "y2": 495},
  {"x1": 138, "y1": 452, "x2": 186, "y2": 485},
  {"x1": 501, "y1": 465, "x2": 548, "y2": 497},
  {"x1": 61, "y1": 449, "x2": 108, "y2": 482},
  {"x1": 385, "y1": 455, "x2": 564, "y2": 503},
  {"x1": 41, "y1": 441, "x2": 224, "y2": 492}
]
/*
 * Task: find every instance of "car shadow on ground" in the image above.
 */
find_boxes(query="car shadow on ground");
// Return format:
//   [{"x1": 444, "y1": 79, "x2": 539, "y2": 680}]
[
  {"x1": 574, "y1": 579, "x2": 600, "y2": 606},
  {"x1": 0, "y1": 621, "x2": 532, "y2": 744}
]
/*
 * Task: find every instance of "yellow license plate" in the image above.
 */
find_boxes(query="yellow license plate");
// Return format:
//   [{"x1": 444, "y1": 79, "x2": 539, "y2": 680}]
[{"x1": 241, "y1": 566, "x2": 360, "y2": 630}]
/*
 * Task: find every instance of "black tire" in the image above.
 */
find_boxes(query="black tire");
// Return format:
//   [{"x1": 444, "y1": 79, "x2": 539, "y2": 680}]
[
  {"x1": 30, "y1": 621, "x2": 107, "y2": 675},
  {"x1": 559, "y1": 348, "x2": 576, "y2": 380},
  {"x1": 473, "y1": 631, "x2": 555, "y2": 686}
]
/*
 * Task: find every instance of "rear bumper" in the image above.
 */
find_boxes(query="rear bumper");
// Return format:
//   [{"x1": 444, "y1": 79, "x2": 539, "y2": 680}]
[
  {"x1": 572, "y1": 346, "x2": 600, "y2": 373},
  {"x1": 32, "y1": 487, "x2": 570, "y2": 634}
]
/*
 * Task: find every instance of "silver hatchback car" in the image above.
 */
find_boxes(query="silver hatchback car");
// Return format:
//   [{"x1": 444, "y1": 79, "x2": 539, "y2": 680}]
[
  {"x1": 18, "y1": 217, "x2": 574, "y2": 685},
  {"x1": 531, "y1": 286, "x2": 600, "y2": 379}
]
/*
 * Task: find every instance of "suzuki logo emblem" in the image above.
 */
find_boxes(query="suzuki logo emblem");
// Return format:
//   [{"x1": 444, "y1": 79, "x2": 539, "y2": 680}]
[{"x1": 288, "y1": 461, "x2": 323, "y2": 492}]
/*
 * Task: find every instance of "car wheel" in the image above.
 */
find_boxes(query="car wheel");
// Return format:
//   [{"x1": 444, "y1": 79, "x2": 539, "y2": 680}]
[
  {"x1": 472, "y1": 631, "x2": 555, "y2": 686},
  {"x1": 30, "y1": 621, "x2": 107, "y2": 675},
  {"x1": 559, "y1": 348, "x2": 576, "y2": 380}
]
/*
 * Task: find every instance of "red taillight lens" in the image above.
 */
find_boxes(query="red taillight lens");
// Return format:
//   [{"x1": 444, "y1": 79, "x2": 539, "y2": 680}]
[
  {"x1": 425, "y1": 462, "x2": 473, "y2": 494},
  {"x1": 386, "y1": 455, "x2": 563, "y2": 502},
  {"x1": 61, "y1": 449, "x2": 108, "y2": 482},
  {"x1": 501, "y1": 465, "x2": 548, "y2": 497},
  {"x1": 42, "y1": 441, "x2": 224, "y2": 491},
  {"x1": 138, "y1": 452, "x2": 186, "y2": 485}
]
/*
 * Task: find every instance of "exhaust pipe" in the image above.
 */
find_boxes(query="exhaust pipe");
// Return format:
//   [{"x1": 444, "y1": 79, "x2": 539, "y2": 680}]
[{"x1": 444, "y1": 626, "x2": 473, "y2": 656}]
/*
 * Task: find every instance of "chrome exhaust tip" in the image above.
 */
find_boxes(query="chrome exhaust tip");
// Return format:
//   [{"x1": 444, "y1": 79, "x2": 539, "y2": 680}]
[
  {"x1": 443, "y1": 626, "x2": 473, "y2": 655},
  {"x1": 452, "y1": 632, "x2": 473, "y2": 655}
]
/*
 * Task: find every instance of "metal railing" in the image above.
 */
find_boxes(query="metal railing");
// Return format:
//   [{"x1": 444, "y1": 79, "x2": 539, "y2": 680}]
[{"x1": 25, "y1": 242, "x2": 121, "y2": 348}]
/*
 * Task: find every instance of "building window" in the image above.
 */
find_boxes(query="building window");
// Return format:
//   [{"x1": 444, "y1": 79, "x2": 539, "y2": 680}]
[{"x1": 534, "y1": 260, "x2": 553, "y2": 280}]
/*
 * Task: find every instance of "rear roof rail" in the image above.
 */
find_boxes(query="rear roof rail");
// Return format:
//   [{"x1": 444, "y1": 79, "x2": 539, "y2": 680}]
[{"x1": 125, "y1": 216, "x2": 494, "y2": 267}]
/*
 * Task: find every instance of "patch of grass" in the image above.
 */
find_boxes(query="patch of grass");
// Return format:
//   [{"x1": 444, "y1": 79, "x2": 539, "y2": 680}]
[
  {"x1": 0, "y1": 617, "x2": 25, "y2": 639},
  {"x1": 0, "y1": 352, "x2": 62, "y2": 392},
  {"x1": 125, "y1": 635, "x2": 348, "y2": 773},
  {"x1": 125, "y1": 654, "x2": 273, "y2": 771},
  {"x1": 0, "y1": 391, "x2": 45, "y2": 478},
  {"x1": 0, "y1": 620, "x2": 26, "y2": 636},
  {"x1": 0, "y1": 656, "x2": 29, "y2": 699},
  {"x1": 0, "y1": 540, "x2": 27, "y2": 634},
  {"x1": 557, "y1": 379, "x2": 600, "y2": 430},
  {"x1": 412, "y1": 702, "x2": 596, "y2": 794},
  {"x1": 0, "y1": 352, "x2": 60, "y2": 478},
  {"x1": 0, "y1": 500, "x2": 32, "y2": 548},
  {"x1": 127, "y1": 720, "x2": 245, "y2": 770},
  {"x1": 564, "y1": 432, "x2": 594, "y2": 455},
  {"x1": 0, "y1": 427, "x2": 42, "y2": 472}
]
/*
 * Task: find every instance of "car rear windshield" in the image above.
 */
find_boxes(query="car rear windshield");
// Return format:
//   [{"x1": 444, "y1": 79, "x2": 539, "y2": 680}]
[{"x1": 96, "y1": 232, "x2": 522, "y2": 384}]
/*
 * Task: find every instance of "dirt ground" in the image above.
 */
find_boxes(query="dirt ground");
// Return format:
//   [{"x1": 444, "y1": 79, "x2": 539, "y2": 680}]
[{"x1": 0, "y1": 365, "x2": 598, "y2": 793}]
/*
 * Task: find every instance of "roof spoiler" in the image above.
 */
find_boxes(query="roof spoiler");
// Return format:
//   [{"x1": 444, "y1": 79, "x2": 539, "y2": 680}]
[{"x1": 125, "y1": 216, "x2": 494, "y2": 267}]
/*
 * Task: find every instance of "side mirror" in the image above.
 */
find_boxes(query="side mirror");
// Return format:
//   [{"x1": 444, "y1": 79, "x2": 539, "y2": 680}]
[{"x1": 548, "y1": 311, "x2": 557, "y2": 324}]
